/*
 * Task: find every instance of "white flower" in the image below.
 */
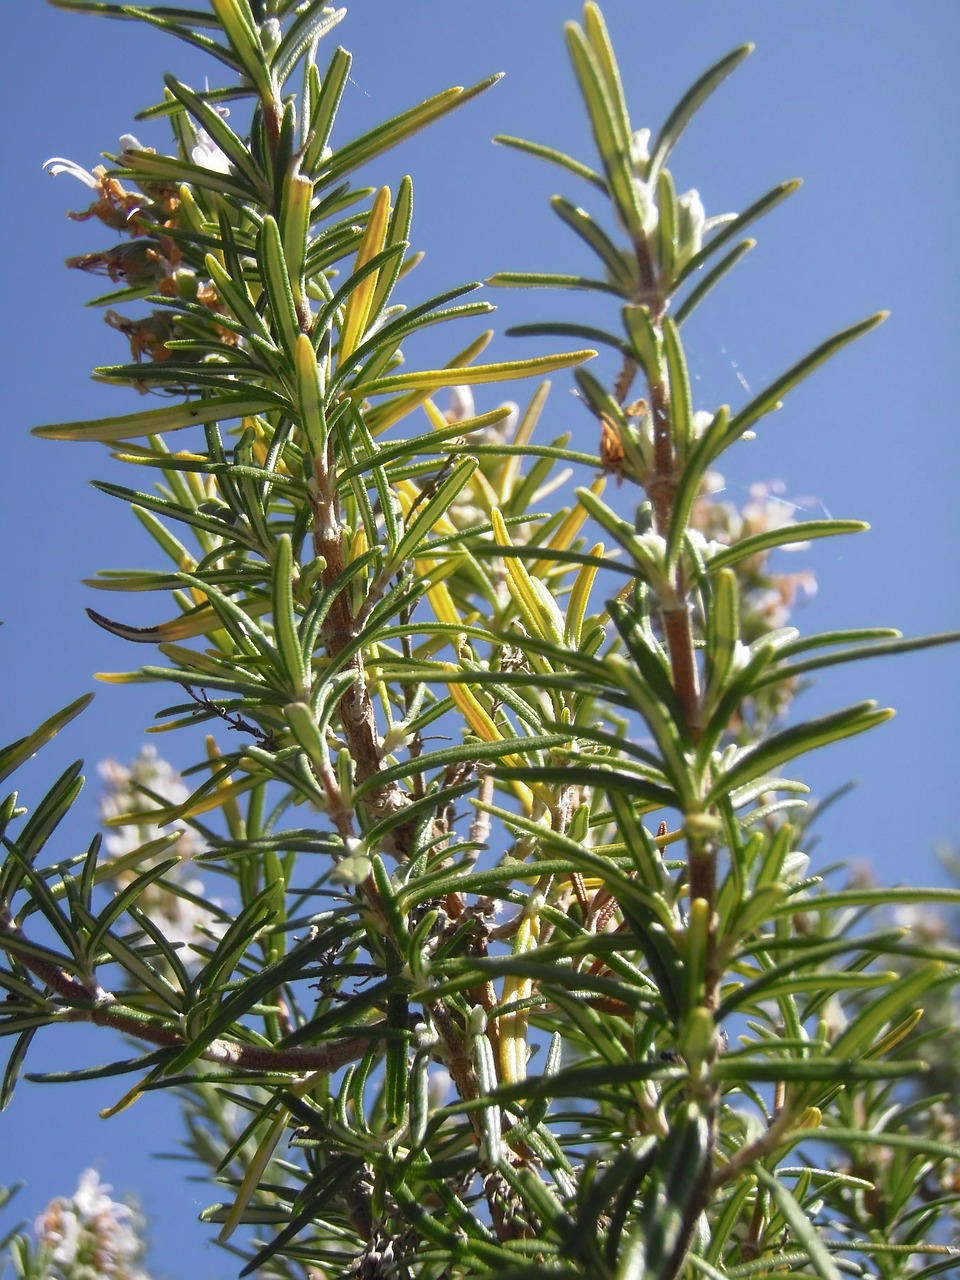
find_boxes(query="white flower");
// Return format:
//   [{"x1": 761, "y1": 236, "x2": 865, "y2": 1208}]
[
  {"x1": 35, "y1": 1170, "x2": 151, "y2": 1280},
  {"x1": 381, "y1": 720, "x2": 416, "y2": 754},
  {"x1": 153, "y1": 876, "x2": 220, "y2": 951},
  {"x1": 446, "y1": 386, "x2": 518, "y2": 445},
  {"x1": 261, "y1": 17, "x2": 282, "y2": 51},
  {"x1": 747, "y1": 587, "x2": 790, "y2": 631},
  {"x1": 98, "y1": 747, "x2": 224, "y2": 965},
  {"x1": 691, "y1": 410, "x2": 715, "y2": 440},
  {"x1": 892, "y1": 903, "x2": 949, "y2": 945},
  {"x1": 99, "y1": 746, "x2": 195, "y2": 860},
  {"x1": 742, "y1": 480, "x2": 800, "y2": 538},
  {"x1": 331, "y1": 839, "x2": 373, "y2": 885},
  {"x1": 687, "y1": 527, "x2": 727, "y2": 562},
  {"x1": 782, "y1": 851, "x2": 811, "y2": 884},
  {"x1": 633, "y1": 529, "x2": 668, "y2": 564},
  {"x1": 43, "y1": 157, "x2": 101, "y2": 189},
  {"x1": 72, "y1": 1168, "x2": 115, "y2": 1219},
  {"x1": 728, "y1": 639, "x2": 751, "y2": 675},
  {"x1": 190, "y1": 128, "x2": 232, "y2": 174}
]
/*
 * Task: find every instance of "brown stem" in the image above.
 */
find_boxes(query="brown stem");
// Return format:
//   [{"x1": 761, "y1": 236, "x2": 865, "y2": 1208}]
[
  {"x1": 740, "y1": 1194, "x2": 767, "y2": 1262},
  {"x1": 646, "y1": 365, "x2": 702, "y2": 741},
  {"x1": 263, "y1": 96, "x2": 283, "y2": 166},
  {"x1": 648, "y1": 375, "x2": 674, "y2": 503},
  {"x1": 662, "y1": 600, "x2": 701, "y2": 741},
  {"x1": 710, "y1": 1090, "x2": 796, "y2": 1194},
  {"x1": 618, "y1": 237, "x2": 720, "y2": 1280},
  {"x1": 429, "y1": 999, "x2": 483, "y2": 1143},
  {"x1": 632, "y1": 233, "x2": 658, "y2": 300},
  {"x1": 1, "y1": 911, "x2": 373, "y2": 1076},
  {"x1": 305, "y1": 452, "x2": 489, "y2": 1174},
  {"x1": 79, "y1": 1007, "x2": 374, "y2": 1076},
  {"x1": 309, "y1": 471, "x2": 412, "y2": 856},
  {"x1": 688, "y1": 848, "x2": 717, "y2": 925}
]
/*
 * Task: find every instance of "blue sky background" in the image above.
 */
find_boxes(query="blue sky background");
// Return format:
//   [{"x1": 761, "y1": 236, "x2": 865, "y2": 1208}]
[{"x1": 2, "y1": 3, "x2": 958, "y2": 1276}]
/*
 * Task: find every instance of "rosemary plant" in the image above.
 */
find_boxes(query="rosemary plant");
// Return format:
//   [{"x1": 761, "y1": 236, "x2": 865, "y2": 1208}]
[{"x1": 2, "y1": 3, "x2": 958, "y2": 1278}]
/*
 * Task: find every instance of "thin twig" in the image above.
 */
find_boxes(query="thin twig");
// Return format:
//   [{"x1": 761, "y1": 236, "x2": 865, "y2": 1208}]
[{"x1": 0, "y1": 911, "x2": 372, "y2": 1076}]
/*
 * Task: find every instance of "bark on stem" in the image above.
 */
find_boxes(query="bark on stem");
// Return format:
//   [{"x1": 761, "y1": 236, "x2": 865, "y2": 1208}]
[
  {"x1": 306, "y1": 450, "x2": 481, "y2": 1146},
  {"x1": 71, "y1": 1005, "x2": 375, "y2": 1076},
  {"x1": 1, "y1": 911, "x2": 372, "y2": 1076},
  {"x1": 621, "y1": 239, "x2": 720, "y2": 1280},
  {"x1": 309, "y1": 470, "x2": 412, "y2": 855}
]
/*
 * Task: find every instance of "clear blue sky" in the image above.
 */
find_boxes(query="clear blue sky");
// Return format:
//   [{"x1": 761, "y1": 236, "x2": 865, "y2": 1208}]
[{"x1": 2, "y1": 3, "x2": 958, "y2": 1276}]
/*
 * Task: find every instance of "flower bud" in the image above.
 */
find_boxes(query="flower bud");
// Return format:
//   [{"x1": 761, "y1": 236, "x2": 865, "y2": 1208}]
[
  {"x1": 331, "y1": 852, "x2": 373, "y2": 885},
  {"x1": 676, "y1": 188, "x2": 706, "y2": 269},
  {"x1": 173, "y1": 268, "x2": 199, "y2": 301},
  {"x1": 630, "y1": 127, "x2": 651, "y2": 173},
  {"x1": 261, "y1": 17, "x2": 282, "y2": 54}
]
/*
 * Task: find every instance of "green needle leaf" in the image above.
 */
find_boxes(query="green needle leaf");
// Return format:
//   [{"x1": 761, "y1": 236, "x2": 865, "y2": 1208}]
[
  {"x1": 33, "y1": 392, "x2": 287, "y2": 443},
  {"x1": 723, "y1": 311, "x2": 889, "y2": 447},
  {"x1": 755, "y1": 1165, "x2": 842, "y2": 1280},
  {"x1": 707, "y1": 701, "x2": 893, "y2": 805},
  {"x1": 347, "y1": 350, "x2": 596, "y2": 399},
  {"x1": 649, "y1": 44, "x2": 754, "y2": 178},
  {"x1": 0, "y1": 696, "x2": 93, "y2": 786}
]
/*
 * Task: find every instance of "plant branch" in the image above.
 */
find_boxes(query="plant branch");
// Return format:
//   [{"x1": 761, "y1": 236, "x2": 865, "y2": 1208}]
[
  {"x1": 309, "y1": 466, "x2": 413, "y2": 857},
  {"x1": 0, "y1": 910, "x2": 373, "y2": 1076}
]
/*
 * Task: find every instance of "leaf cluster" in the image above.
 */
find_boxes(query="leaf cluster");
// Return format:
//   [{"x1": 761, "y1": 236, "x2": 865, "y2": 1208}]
[{"x1": 2, "y1": 3, "x2": 958, "y2": 1278}]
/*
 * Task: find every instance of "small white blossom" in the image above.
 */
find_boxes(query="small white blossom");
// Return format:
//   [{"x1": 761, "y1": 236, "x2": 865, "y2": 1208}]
[
  {"x1": 633, "y1": 529, "x2": 668, "y2": 566},
  {"x1": 98, "y1": 747, "x2": 224, "y2": 966},
  {"x1": 441, "y1": 390, "x2": 523, "y2": 531},
  {"x1": 381, "y1": 720, "x2": 416, "y2": 754},
  {"x1": 742, "y1": 480, "x2": 804, "y2": 541},
  {"x1": 413, "y1": 1021, "x2": 438, "y2": 1052},
  {"x1": 691, "y1": 409, "x2": 715, "y2": 440},
  {"x1": 687, "y1": 527, "x2": 727, "y2": 562},
  {"x1": 99, "y1": 746, "x2": 194, "y2": 861},
  {"x1": 447, "y1": 387, "x2": 518, "y2": 445},
  {"x1": 892, "y1": 903, "x2": 950, "y2": 945},
  {"x1": 34, "y1": 1170, "x2": 151, "y2": 1280},
  {"x1": 190, "y1": 128, "x2": 232, "y2": 174},
  {"x1": 782, "y1": 851, "x2": 811, "y2": 883},
  {"x1": 729, "y1": 639, "x2": 751, "y2": 674},
  {"x1": 331, "y1": 849, "x2": 373, "y2": 885},
  {"x1": 747, "y1": 587, "x2": 789, "y2": 630},
  {"x1": 43, "y1": 157, "x2": 101, "y2": 189}
]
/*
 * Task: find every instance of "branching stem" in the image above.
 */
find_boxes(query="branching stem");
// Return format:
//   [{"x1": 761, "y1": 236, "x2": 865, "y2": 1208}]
[{"x1": 0, "y1": 911, "x2": 371, "y2": 1076}]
